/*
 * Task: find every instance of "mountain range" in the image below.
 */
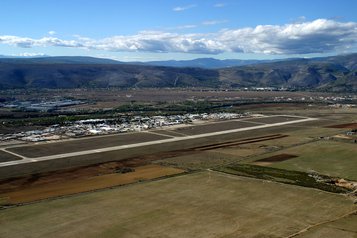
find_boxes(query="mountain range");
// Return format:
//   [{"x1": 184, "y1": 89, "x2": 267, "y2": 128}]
[
  {"x1": 0, "y1": 53, "x2": 356, "y2": 91},
  {"x1": 0, "y1": 55, "x2": 269, "y2": 68}
]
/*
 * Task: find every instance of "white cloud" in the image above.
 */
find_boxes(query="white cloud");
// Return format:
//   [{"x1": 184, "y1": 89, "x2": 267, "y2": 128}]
[
  {"x1": 218, "y1": 19, "x2": 357, "y2": 54},
  {"x1": 0, "y1": 35, "x2": 83, "y2": 48},
  {"x1": 173, "y1": 4, "x2": 196, "y2": 12},
  {"x1": 48, "y1": 31, "x2": 56, "y2": 36},
  {"x1": 92, "y1": 31, "x2": 224, "y2": 54},
  {"x1": 0, "y1": 19, "x2": 356, "y2": 55},
  {"x1": 11, "y1": 52, "x2": 46, "y2": 57}
]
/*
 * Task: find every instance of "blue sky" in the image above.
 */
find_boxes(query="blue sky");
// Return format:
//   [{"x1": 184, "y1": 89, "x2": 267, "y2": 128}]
[{"x1": 0, "y1": 0, "x2": 356, "y2": 61}]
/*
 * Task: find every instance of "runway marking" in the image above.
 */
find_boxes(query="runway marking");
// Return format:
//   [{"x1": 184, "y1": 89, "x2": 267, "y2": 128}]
[
  {"x1": 145, "y1": 131, "x2": 176, "y2": 138},
  {"x1": 160, "y1": 130, "x2": 189, "y2": 137}
]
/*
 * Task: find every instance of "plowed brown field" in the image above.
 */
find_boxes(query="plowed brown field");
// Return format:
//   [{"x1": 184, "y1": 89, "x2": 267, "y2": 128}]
[
  {"x1": 326, "y1": 123, "x2": 357, "y2": 129},
  {"x1": 0, "y1": 164, "x2": 184, "y2": 204}
]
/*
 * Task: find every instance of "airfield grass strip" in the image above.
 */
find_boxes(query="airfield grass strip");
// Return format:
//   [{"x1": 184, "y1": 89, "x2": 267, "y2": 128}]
[
  {"x1": 214, "y1": 164, "x2": 350, "y2": 194},
  {"x1": 195, "y1": 134, "x2": 288, "y2": 150}
]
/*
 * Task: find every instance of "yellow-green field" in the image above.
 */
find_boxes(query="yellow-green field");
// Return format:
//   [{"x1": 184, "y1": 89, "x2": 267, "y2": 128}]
[
  {"x1": 249, "y1": 140, "x2": 357, "y2": 181},
  {"x1": 0, "y1": 172, "x2": 355, "y2": 238}
]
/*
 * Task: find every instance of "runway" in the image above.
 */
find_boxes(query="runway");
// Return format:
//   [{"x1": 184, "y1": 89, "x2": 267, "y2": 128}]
[{"x1": 0, "y1": 115, "x2": 317, "y2": 167}]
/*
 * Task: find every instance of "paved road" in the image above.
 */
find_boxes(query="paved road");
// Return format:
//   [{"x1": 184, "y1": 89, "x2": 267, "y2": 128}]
[{"x1": 0, "y1": 116, "x2": 317, "y2": 167}]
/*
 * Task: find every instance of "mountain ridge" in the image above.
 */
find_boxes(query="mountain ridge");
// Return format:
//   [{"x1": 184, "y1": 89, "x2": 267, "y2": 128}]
[
  {"x1": 0, "y1": 53, "x2": 356, "y2": 91},
  {"x1": 0, "y1": 55, "x2": 317, "y2": 68}
]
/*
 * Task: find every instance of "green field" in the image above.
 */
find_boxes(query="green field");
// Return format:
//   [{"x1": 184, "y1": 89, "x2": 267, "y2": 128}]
[
  {"x1": 250, "y1": 140, "x2": 357, "y2": 181},
  {"x1": 0, "y1": 171, "x2": 355, "y2": 238}
]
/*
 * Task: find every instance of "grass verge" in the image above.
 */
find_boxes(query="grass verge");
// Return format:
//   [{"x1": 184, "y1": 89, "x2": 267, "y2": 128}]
[{"x1": 215, "y1": 164, "x2": 351, "y2": 194}]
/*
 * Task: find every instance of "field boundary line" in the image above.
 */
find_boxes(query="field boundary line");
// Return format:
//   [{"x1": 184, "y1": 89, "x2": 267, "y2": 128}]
[{"x1": 284, "y1": 210, "x2": 357, "y2": 238}]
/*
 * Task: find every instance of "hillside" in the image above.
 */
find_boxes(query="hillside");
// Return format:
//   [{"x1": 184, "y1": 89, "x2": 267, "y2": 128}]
[
  {"x1": 0, "y1": 63, "x2": 219, "y2": 89},
  {"x1": 0, "y1": 54, "x2": 356, "y2": 91},
  {"x1": 219, "y1": 54, "x2": 357, "y2": 91}
]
